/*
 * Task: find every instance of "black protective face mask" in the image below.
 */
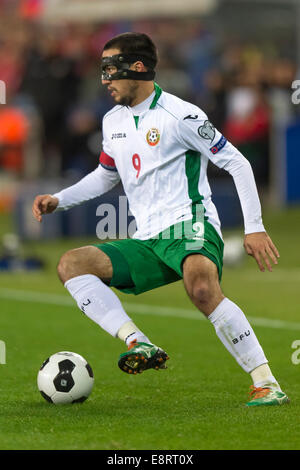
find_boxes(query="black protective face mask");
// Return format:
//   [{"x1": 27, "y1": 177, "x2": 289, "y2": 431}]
[{"x1": 101, "y1": 54, "x2": 156, "y2": 81}]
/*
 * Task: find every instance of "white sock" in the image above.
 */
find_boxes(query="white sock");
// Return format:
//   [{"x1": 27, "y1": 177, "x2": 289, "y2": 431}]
[
  {"x1": 65, "y1": 274, "x2": 139, "y2": 338},
  {"x1": 117, "y1": 320, "x2": 151, "y2": 346},
  {"x1": 250, "y1": 364, "x2": 281, "y2": 390},
  {"x1": 208, "y1": 297, "x2": 273, "y2": 375}
]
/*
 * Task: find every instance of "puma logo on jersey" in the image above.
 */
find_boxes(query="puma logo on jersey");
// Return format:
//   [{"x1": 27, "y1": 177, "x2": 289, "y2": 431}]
[{"x1": 111, "y1": 133, "x2": 126, "y2": 140}]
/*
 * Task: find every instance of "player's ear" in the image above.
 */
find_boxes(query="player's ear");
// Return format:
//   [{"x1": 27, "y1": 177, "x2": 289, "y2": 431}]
[{"x1": 132, "y1": 61, "x2": 147, "y2": 72}]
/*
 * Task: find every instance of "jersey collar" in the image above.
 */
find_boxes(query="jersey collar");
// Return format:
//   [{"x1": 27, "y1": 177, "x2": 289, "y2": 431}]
[
  {"x1": 130, "y1": 89, "x2": 155, "y2": 114},
  {"x1": 129, "y1": 83, "x2": 162, "y2": 115},
  {"x1": 149, "y1": 82, "x2": 162, "y2": 109}
]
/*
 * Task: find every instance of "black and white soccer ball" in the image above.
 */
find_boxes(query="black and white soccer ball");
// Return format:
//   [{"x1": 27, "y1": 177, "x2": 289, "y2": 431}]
[
  {"x1": 148, "y1": 129, "x2": 158, "y2": 142},
  {"x1": 37, "y1": 351, "x2": 94, "y2": 404}
]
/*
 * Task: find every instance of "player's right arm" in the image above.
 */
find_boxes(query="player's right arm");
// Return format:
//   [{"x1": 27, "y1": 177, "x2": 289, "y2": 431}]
[
  {"x1": 32, "y1": 162, "x2": 119, "y2": 222},
  {"x1": 32, "y1": 194, "x2": 59, "y2": 222},
  {"x1": 32, "y1": 128, "x2": 120, "y2": 222}
]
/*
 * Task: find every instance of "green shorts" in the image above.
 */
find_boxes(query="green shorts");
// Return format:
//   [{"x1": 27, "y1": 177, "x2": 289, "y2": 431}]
[{"x1": 94, "y1": 219, "x2": 224, "y2": 295}]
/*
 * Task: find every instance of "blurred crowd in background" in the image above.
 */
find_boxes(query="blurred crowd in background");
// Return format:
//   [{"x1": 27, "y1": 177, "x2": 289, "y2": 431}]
[{"x1": 0, "y1": 2, "x2": 298, "y2": 202}]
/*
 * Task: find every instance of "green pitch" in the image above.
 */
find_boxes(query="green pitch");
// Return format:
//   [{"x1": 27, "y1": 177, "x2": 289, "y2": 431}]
[{"x1": 0, "y1": 208, "x2": 299, "y2": 450}]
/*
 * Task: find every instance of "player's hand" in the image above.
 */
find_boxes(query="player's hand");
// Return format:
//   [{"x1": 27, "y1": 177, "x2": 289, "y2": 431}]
[
  {"x1": 32, "y1": 194, "x2": 59, "y2": 222},
  {"x1": 244, "y1": 232, "x2": 280, "y2": 272}
]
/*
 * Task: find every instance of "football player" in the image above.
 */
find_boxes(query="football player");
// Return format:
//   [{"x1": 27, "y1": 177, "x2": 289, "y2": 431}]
[{"x1": 32, "y1": 32, "x2": 288, "y2": 407}]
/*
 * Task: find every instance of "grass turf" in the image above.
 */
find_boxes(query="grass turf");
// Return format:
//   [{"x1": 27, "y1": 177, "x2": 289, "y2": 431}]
[{"x1": 0, "y1": 207, "x2": 299, "y2": 450}]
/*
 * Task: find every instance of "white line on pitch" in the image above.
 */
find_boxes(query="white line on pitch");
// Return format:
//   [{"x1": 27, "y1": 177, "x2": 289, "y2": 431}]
[
  {"x1": 232, "y1": 268, "x2": 300, "y2": 282},
  {"x1": 0, "y1": 287, "x2": 299, "y2": 331}
]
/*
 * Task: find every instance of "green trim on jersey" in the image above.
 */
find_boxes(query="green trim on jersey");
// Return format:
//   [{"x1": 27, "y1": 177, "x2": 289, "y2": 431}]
[
  {"x1": 184, "y1": 149, "x2": 208, "y2": 226},
  {"x1": 133, "y1": 84, "x2": 161, "y2": 129},
  {"x1": 150, "y1": 83, "x2": 163, "y2": 109},
  {"x1": 185, "y1": 150, "x2": 204, "y2": 205}
]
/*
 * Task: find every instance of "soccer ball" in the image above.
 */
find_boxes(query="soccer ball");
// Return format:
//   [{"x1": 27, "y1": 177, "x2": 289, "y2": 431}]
[{"x1": 37, "y1": 351, "x2": 94, "y2": 404}]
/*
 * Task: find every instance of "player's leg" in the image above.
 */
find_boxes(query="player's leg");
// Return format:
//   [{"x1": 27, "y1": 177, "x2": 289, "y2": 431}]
[
  {"x1": 57, "y1": 243, "x2": 170, "y2": 374},
  {"x1": 182, "y1": 254, "x2": 289, "y2": 406},
  {"x1": 182, "y1": 253, "x2": 224, "y2": 315},
  {"x1": 57, "y1": 245, "x2": 151, "y2": 347},
  {"x1": 57, "y1": 245, "x2": 113, "y2": 284},
  {"x1": 97, "y1": 240, "x2": 174, "y2": 374}
]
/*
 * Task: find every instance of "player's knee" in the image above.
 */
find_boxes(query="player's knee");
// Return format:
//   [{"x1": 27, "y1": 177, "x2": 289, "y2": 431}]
[
  {"x1": 190, "y1": 280, "x2": 212, "y2": 306},
  {"x1": 57, "y1": 249, "x2": 81, "y2": 284},
  {"x1": 57, "y1": 246, "x2": 112, "y2": 284}
]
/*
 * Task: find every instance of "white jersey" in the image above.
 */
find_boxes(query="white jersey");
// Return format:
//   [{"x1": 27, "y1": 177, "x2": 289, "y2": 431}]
[{"x1": 53, "y1": 83, "x2": 265, "y2": 239}]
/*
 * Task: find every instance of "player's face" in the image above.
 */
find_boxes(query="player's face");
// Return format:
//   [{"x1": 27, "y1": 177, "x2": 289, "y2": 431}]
[{"x1": 101, "y1": 48, "x2": 139, "y2": 106}]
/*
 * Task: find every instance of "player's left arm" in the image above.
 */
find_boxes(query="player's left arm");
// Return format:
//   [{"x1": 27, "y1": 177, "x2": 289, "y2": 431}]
[
  {"x1": 216, "y1": 151, "x2": 280, "y2": 272},
  {"x1": 243, "y1": 231, "x2": 279, "y2": 272},
  {"x1": 176, "y1": 112, "x2": 280, "y2": 272}
]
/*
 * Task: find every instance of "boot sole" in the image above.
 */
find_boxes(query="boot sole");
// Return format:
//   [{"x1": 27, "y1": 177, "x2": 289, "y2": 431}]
[{"x1": 118, "y1": 348, "x2": 169, "y2": 375}]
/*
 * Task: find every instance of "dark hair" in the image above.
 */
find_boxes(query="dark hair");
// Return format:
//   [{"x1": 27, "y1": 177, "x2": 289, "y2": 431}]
[{"x1": 103, "y1": 32, "x2": 158, "y2": 69}]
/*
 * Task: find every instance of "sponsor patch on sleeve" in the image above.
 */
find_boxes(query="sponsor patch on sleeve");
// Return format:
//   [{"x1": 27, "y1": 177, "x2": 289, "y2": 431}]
[{"x1": 210, "y1": 135, "x2": 227, "y2": 154}]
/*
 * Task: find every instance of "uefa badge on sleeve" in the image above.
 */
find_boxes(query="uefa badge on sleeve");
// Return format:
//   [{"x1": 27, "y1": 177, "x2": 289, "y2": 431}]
[
  {"x1": 198, "y1": 120, "x2": 215, "y2": 142},
  {"x1": 146, "y1": 128, "x2": 160, "y2": 146}
]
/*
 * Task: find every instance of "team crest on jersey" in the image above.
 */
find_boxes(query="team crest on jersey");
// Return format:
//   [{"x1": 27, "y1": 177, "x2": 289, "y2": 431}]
[{"x1": 146, "y1": 128, "x2": 160, "y2": 146}]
